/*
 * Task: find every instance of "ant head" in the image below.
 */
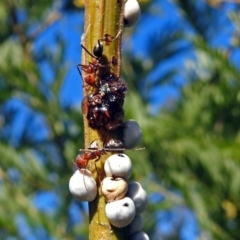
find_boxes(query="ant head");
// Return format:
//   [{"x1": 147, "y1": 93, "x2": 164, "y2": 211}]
[{"x1": 93, "y1": 40, "x2": 104, "y2": 58}]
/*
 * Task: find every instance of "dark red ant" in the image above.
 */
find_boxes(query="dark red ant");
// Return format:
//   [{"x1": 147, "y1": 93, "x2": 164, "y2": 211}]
[
  {"x1": 77, "y1": 33, "x2": 120, "y2": 88},
  {"x1": 76, "y1": 149, "x2": 105, "y2": 169},
  {"x1": 74, "y1": 138, "x2": 144, "y2": 190},
  {"x1": 74, "y1": 140, "x2": 117, "y2": 190},
  {"x1": 76, "y1": 139, "x2": 144, "y2": 171},
  {"x1": 74, "y1": 146, "x2": 105, "y2": 190}
]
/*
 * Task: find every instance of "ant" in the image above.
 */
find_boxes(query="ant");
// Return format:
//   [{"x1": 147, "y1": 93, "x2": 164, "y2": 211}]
[
  {"x1": 77, "y1": 140, "x2": 144, "y2": 166},
  {"x1": 74, "y1": 145, "x2": 105, "y2": 190},
  {"x1": 75, "y1": 139, "x2": 123, "y2": 172},
  {"x1": 75, "y1": 140, "x2": 144, "y2": 190},
  {"x1": 75, "y1": 148, "x2": 106, "y2": 169},
  {"x1": 77, "y1": 32, "x2": 120, "y2": 88},
  {"x1": 81, "y1": 33, "x2": 120, "y2": 62},
  {"x1": 74, "y1": 140, "x2": 119, "y2": 190}
]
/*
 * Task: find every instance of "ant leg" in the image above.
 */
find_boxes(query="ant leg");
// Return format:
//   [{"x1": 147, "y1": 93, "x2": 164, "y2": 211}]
[
  {"x1": 82, "y1": 168, "x2": 89, "y2": 191},
  {"x1": 88, "y1": 62, "x2": 100, "y2": 73},
  {"x1": 76, "y1": 64, "x2": 90, "y2": 88},
  {"x1": 77, "y1": 64, "x2": 84, "y2": 80},
  {"x1": 102, "y1": 131, "x2": 110, "y2": 148},
  {"x1": 78, "y1": 63, "x2": 93, "y2": 73},
  {"x1": 74, "y1": 158, "x2": 89, "y2": 191}
]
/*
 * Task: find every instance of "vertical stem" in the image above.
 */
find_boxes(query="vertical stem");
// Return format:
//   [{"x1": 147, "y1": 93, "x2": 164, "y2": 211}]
[{"x1": 81, "y1": 0, "x2": 125, "y2": 239}]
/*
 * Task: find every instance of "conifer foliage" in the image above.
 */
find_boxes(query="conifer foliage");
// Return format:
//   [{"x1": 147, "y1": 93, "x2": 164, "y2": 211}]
[{"x1": 1, "y1": 0, "x2": 240, "y2": 239}]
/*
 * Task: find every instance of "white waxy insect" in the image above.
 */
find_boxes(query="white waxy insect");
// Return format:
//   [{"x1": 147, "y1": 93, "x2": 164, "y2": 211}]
[
  {"x1": 129, "y1": 231, "x2": 150, "y2": 240},
  {"x1": 126, "y1": 182, "x2": 148, "y2": 215},
  {"x1": 105, "y1": 197, "x2": 136, "y2": 228},
  {"x1": 124, "y1": 0, "x2": 141, "y2": 27},
  {"x1": 104, "y1": 153, "x2": 132, "y2": 179},
  {"x1": 69, "y1": 169, "x2": 97, "y2": 202},
  {"x1": 101, "y1": 177, "x2": 128, "y2": 202}
]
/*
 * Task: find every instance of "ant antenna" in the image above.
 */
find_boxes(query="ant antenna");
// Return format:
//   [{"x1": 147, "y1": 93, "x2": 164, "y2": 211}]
[
  {"x1": 72, "y1": 160, "x2": 92, "y2": 191},
  {"x1": 104, "y1": 147, "x2": 145, "y2": 152}
]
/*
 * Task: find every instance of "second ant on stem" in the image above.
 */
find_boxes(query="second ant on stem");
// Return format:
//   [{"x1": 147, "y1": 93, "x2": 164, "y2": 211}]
[{"x1": 75, "y1": 139, "x2": 144, "y2": 190}]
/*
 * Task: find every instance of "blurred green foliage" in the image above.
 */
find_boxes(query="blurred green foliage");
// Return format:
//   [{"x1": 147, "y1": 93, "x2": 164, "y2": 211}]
[{"x1": 1, "y1": 0, "x2": 240, "y2": 239}]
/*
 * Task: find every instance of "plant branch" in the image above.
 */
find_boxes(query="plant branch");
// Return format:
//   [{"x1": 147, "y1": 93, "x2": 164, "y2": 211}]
[{"x1": 81, "y1": 0, "x2": 125, "y2": 239}]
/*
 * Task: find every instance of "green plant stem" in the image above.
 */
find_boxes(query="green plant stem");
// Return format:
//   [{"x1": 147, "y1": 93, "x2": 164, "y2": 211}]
[{"x1": 81, "y1": 0, "x2": 126, "y2": 239}]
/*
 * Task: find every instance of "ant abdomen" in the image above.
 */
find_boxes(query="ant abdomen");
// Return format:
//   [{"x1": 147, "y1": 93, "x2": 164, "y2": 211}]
[
  {"x1": 76, "y1": 154, "x2": 88, "y2": 169},
  {"x1": 93, "y1": 40, "x2": 104, "y2": 58}
]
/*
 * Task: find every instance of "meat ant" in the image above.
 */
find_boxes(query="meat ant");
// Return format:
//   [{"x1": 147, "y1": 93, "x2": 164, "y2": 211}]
[
  {"x1": 77, "y1": 32, "x2": 121, "y2": 88},
  {"x1": 81, "y1": 33, "x2": 120, "y2": 62},
  {"x1": 74, "y1": 146, "x2": 105, "y2": 191},
  {"x1": 75, "y1": 140, "x2": 122, "y2": 172},
  {"x1": 75, "y1": 139, "x2": 144, "y2": 190}
]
